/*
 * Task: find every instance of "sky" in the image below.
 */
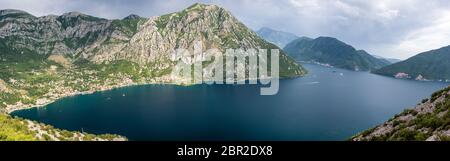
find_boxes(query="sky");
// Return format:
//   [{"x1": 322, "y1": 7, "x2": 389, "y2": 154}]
[{"x1": 1, "y1": 0, "x2": 450, "y2": 59}]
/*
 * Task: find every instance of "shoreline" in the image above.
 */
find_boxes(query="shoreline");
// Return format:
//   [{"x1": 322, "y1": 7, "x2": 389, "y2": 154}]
[
  {"x1": 5, "y1": 81, "x2": 176, "y2": 114},
  {"x1": 5, "y1": 75, "x2": 302, "y2": 114}
]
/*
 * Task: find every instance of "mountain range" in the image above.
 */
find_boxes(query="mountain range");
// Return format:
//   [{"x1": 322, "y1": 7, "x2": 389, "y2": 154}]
[
  {"x1": 283, "y1": 36, "x2": 391, "y2": 71},
  {"x1": 373, "y1": 45, "x2": 450, "y2": 81}
]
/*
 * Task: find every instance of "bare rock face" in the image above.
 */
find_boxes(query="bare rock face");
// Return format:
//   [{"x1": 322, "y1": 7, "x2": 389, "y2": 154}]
[
  {"x1": 0, "y1": 79, "x2": 9, "y2": 93},
  {"x1": 352, "y1": 87, "x2": 450, "y2": 141},
  {"x1": 0, "y1": 3, "x2": 305, "y2": 78},
  {"x1": 0, "y1": 9, "x2": 111, "y2": 56}
]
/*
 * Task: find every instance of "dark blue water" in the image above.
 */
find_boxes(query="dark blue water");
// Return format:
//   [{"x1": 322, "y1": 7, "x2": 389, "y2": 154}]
[{"x1": 11, "y1": 64, "x2": 449, "y2": 140}]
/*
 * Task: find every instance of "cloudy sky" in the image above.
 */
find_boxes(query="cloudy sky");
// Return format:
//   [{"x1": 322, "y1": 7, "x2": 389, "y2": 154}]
[{"x1": 1, "y1": 0, "x2": 450, "y2": 59}]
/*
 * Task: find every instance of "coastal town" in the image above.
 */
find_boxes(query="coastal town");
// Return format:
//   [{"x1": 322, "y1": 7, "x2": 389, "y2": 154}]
[{"x1": 1, "y1": 60, "x2": 175, "y2": 114}]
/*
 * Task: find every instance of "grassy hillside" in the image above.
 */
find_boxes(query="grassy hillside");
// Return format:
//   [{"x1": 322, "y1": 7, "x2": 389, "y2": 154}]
[
  {"x1": 352, "y1": 86, "x2": 450, "y2": 141},
  {"x1": 284, "y1": 37, "x2": 390, "y2": 71},
  {"x1": 373, "y1": 45, "x2": 450, "y2": 81}
]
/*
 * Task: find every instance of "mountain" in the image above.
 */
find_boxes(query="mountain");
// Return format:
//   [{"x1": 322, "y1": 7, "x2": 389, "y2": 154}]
[
  {"x1": 385, "y1": 58, "x2": 402, "y2": 64},
  {"x1": 256, "y1": 27, "x2": 303, "y2": 48},
  {"x1": 372, "y1": 55, "x2": 402, "y2": 64},
  {"x1": 373, "y1": 45, "x2": 450, "y2": 81},
  {"x1": 283, "y1": 36, "x2": 391, "y2": 71},
  {"x1": 352, "y1": 86, "x2": 450, "y2": 141},
  {"x1": 0, "y1": 3, "x2": 306, "y2": 113}
]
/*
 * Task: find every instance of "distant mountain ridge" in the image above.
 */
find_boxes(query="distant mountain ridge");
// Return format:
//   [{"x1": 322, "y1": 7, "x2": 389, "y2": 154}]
[
  {"x1": 373, "y1": 45, "x2": 450, "y2": 81},
  {"x1": 372, "y1": 55, "x2": 402, "y2": 64},
  {"x1": 283, "y1": 36, "x2": 391, "y2": 71},
  {"x1": 256, "y1": 27, "x2": 303, "y2": 48}
]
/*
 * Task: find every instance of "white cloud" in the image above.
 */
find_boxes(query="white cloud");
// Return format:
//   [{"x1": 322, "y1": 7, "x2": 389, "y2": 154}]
[
  {"x1": 393, "y1": 10, "x2": 450, "y2": 58},
  {"x1": 289, "y1": 0, "x2": 320, "y2": 8}
]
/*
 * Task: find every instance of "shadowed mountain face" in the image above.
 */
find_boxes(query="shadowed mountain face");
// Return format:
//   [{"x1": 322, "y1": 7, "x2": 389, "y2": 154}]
[
  {"x1": 256, "y1": 27, "x2": 303, "y2": 48},
  {"x1": 283, "y1": 36, "x2": 391, "y2": 71},
  {"x1": 373, "y1": 45, "x2": 450, "y2": 81}
]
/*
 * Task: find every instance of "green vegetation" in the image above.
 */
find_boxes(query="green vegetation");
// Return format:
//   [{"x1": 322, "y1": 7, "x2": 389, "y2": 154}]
[
  {"x1": 353, "y1": 86, "x2": 450, "y2": 141},
  {"x1": 0, "y1": 114, "x2": 37, "y2": 141},
  {"x1": 111, "y1": 17, "x2": 147, "y2": 37},
  {"x1": 390, "y1": 128, "x2": 430, "y2": 141},
  {"x1": 0, "y1": 113, "x2": 125, "y2": 141},
  {"x1": 0, "y1": 50, "x2": 174, "y2": 110},
  {"x1": 399, "y1": 109, "x2": 418, "y2": 116},
  {"x1": 283, "y1": 37, "x2": 391, "y2": 71},
  {"x1": 413, "y1": 113, "x2": 445, "y2": 130},
  {"x1": 57, "y1": 13, "x2": 106, "y2": 29},
  {"x1": 439, "y1": 135, "x2": 450, "y2": 141},
  {"x1": 373, "y1": 45, "x2": 450, "y2": 81},
  {"x1": 431, "y1": 87, "x2": 450, "y2": 102}
]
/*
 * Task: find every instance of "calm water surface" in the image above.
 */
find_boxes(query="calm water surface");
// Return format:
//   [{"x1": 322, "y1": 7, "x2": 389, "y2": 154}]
[{"x1": 12, "y1": 64, "x2": 449, "y2": 140}]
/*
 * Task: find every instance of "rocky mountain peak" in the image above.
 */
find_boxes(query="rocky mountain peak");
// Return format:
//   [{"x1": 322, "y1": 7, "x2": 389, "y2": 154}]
[
  {"x1": 58, "y1": 11, "x2": 106, "y2": 22},
  {"x1": 186, "y1": 3, "x2": 219, "y2": 10},
  {"x1": 181, "y1": 3, "x2": 233, "y2": 22},
  {"x1": 150, "y1": 2, "x2": 259, "y2": 49},
  {"x1": 123, "y1": 14, "x2": 142, "y2": 20},
  {"x1": 61, "y1": 11, "x2": 86, "y2": 17}
]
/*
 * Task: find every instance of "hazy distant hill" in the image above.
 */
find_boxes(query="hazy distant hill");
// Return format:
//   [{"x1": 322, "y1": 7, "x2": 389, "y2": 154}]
[
  {"x1": 372, "y1": 55, "x2": 402, "y2": 64},
  {"x1": 386, "y1": 58, "x2": 402, "y2": 64},
  {"x1": 256, "y1": 27, "x2": 304, "y2": 48}
]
